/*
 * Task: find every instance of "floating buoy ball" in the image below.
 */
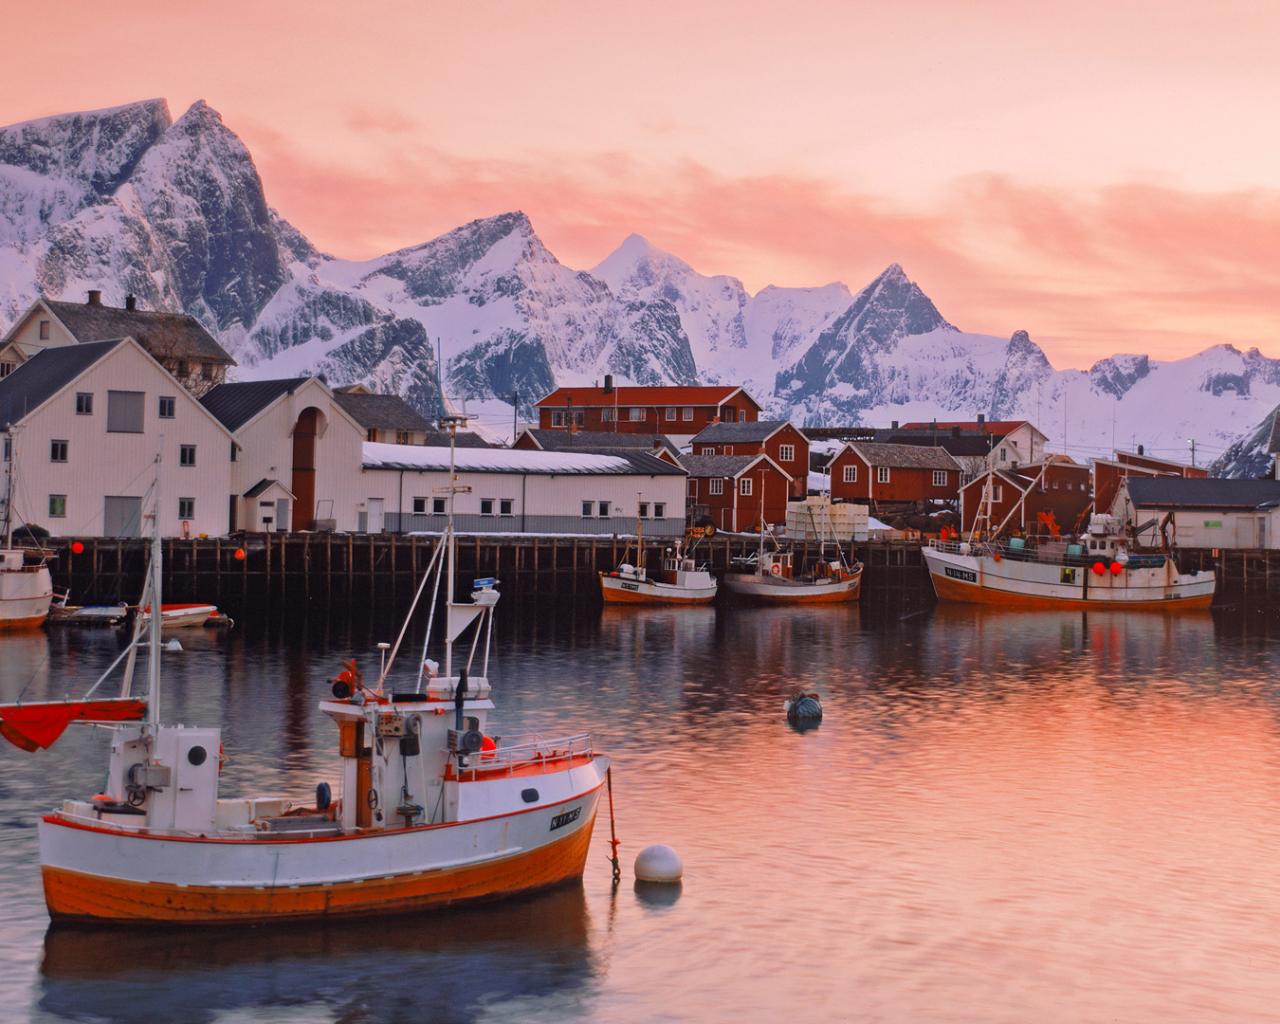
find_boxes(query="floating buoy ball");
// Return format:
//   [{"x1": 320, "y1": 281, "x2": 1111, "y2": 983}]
[
  {"x1": 785, "y1": 692, "x2": 823, "y2": 723},
  {"x1": 70, "y1": 541, "x2": 84, "y2": 555},
  {"x1": 635, "y1": 844, "x2": 683, "y2": 883},
  {"x1": 234, "y1": 547, "x2": 247, "y2": 561},
  {"x1": 1110, "y1": 562, "x2": 1123, "y2": 575},
  {"x1": 1091, "y1": 562, "x2": 1106, "y2": 575}
]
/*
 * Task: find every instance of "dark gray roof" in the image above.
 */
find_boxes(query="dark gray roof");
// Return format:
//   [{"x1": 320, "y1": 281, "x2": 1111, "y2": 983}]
[
  {"x1": 689, "y1": 420, "x2": 795, "y2": 445},
  {"x1": 0, "y1": 339, "x2": 122, "y2": 428},
  {"x1": 332, "y1": 391, "x2": 434, "y2": 433},
  {"x1": 521, "y1": 429, "x2": 678, "y2": 457},
  {"x1": 840, "y1": 442, "x2": 961, "y2": 470},
  {"x1": 875, "y1": 429, "x2": 993, "y2": 457},
  {"x1": 45, "y1": 299, "x2": 234, "y2": 365},
  {"x1": 679, "y1": 453, "x2": 771, "y2": 478},
  {"x1": 244, "y1": 478, "x2": 286, "y2": 498},
  {"x1": 1124, "y1": 476, "x2": 1280, "y2": 511},
  {"x1": 200, "y1": 378, "x2": 310, "y2": 431},
  {"x1": 419, "y1": 428, "x2": 492, "y2": 449}
]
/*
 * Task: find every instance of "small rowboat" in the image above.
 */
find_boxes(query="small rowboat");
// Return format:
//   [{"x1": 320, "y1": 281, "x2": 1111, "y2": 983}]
[{"x1": 140, "y1": 604, "x2": 235, "y2": 629}]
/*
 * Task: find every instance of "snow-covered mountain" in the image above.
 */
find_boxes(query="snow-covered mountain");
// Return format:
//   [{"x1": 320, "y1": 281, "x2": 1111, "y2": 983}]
[
  {"x1": 1, "y1": 97, "x2": 1278, "y2": 467},
  {"x1": 1211, "y1": 406, "x2": 1279, "y2": 479}
]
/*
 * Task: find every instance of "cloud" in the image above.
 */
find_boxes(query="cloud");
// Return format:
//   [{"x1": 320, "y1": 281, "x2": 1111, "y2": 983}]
[{"x1": 242, "y1": 130, "x2": 1280, "y2": 367}]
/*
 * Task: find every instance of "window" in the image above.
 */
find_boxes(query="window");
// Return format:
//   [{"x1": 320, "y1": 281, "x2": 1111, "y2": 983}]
[
  {"x1": 665, "y1": 407, "x2": 677, "y2": 421},
  {"x1": 0, "y1": 362, "x2": 12, "y2": 379},
  {"x1": 779, "y1": 444, "x2": 795, "y2": 462},
  {"x1": 843, "y1": 464, "x2": 857, "y2": 484},
  {"x1": 49, "y1": 494, "x2": 66, "y2": 518},
  {"x1": 201, "y1": 363, "x2": 216, "y2": 381},
  {"x1": 480, "y1": 498, "x2": 495, "y2": 516},
  {"x1": 682, "y1": 407, "x2": 694, "y2": 421},
  {"x1": 993, "y1": 485, "x2": 1004, "y2": 502},
  {"x1": 106, "y1": 390, "x2": 144, "y2": 433},
  {"x1": 598, "y1": 501, "x2": 610, "y2": 518},
  {"x1": 499, "y1": 499, "x2": 513, "y2": 516},
  {"x1": 724, "y1": 446, "x2": 734, "y2": 456},
  {"x1": 179, "y1": 444, "x2": 196, "y2": 467},
  {"x1": 158, "y1": 395, "x2": 176, "y2": 419},
  {"x1": 396, "y1": 430, "x2": 412, "y2": 445},
  {"x1": 629, "y1": 407, "x2": 645, "y2": 422},
  {"x1": 876, "y1": 467, "x2": 890, "y2": 484},
  {"x1": 176, "y1": 360, "x2": 190, "y2": 378},
  {"x1": 551, "y1": 410, "x2": 565, "y2": 427},
  {"x1": 709, "y1": 478, "x2": 724, "y2": 496},
  {"x1": 433, "y1": 497, "x2": 446, "y2": 515},
  {"x1": 999, "y1": 448, "x2": 1007, "y2": 462},
  {"x1": 582, "y1": 501, "x2": 594, "y2": 517},
  {"x1": 932, "y1": 470, "x2": 947, "y2": 487},
  {"x1": 75, "y1": 392, "x2": 93, "y2": 415},
  {"x1": 367, "y1": 427, "x2": 379, "y2": 442},
  {"x1": 602, "y1": 407, "x2": 615, "y2": 422},
  {"x1": 413, "y1": 497, "x2": 427, "y2": 514},
  {"x1": 638, "y1": 502, "x2": 649, "y2": 518},
  {"x1": 230, "y1": 442, "x2": 238, "y2": 462},
  {"x1": 39, "y1": 320, "x2": 50, "y2": 340},
  {"x1": 699, "y1": 446, "x2": 716, "y2": 455},
  {"x1": 653, "y1": 502, "x2": 665, "y2": 518},
  {"x1": 178, "y1": 497, "x2": 195, "y2": 520},
  {"x1": 739, "y1": 477, "x2": 753, "y2": 496},
  {"x1": 50, "y1": 439, "x2": 68, "y2": 463}
]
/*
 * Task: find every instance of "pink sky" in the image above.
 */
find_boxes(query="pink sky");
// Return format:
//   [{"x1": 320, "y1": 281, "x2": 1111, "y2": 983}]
[{"x1": 2, "y1": 0, "x2": 1278, "y2": 367}]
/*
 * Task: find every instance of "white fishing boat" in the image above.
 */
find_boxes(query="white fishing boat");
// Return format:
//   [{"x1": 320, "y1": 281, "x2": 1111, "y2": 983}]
[
  {"x1": 12, "y1": 426, "x2": 612, "y2": 925},
  {"x1": 599, "y1": 508, "x2": 716, "y2": 605},
  {"x1": 924, "y1": 513, "x2": 1215, "y2": 610},
  {"x1": 723, "y1": 475, "x2": 862, "y2": 604}
]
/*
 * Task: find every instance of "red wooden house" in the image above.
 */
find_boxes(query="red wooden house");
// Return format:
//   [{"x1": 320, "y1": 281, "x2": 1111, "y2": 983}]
[
  {"x1": 689, "y1": 420, "x2": 809, "y2": 499},
  {"x1": 535, "y1": 378, "x2": 760, "y2": 437},
  {"x1": 961, "y1": 458, "x2": 1092, "y2": 535},
  {"x1": 1093, "y1": 448, "x2": 1207, "y2": 513},
  {"x1": 826, "y1": 442, "x2": 961, "y2": 508},
  {"x1": 681, "y1": 453, "x2": 790, "y2": 532}
]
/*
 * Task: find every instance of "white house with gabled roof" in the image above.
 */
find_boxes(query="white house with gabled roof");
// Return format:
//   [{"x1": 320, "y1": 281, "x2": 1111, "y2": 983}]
[{"x1": 0, "y1": 337, "x2": 235, "y2": 537}]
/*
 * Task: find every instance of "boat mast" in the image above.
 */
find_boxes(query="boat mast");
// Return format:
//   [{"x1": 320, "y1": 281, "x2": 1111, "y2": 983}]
[
  {"x1": 147, "y1": 447, "x2": 163, "y2": 725},
  {"x1": 758, "y1": 469, "x2": 766, "y2": 568},
  {"x1": 2, "y1": 428, "x2": 13, "y2": 549},
  {"x1": 444, "y1": 415, "x2": 457, "y2": 679}
]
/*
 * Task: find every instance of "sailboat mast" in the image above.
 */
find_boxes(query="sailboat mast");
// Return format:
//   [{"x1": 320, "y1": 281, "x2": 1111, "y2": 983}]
[
  {"x1": 148, "y1": 448, "x2": 163, "y2": 725},
  {"x1": 2, "y1": 429, "x2": 13, "y2": 549},
  {"x1": 444, "y1": 417, "x2": 457, "y2": 680}
]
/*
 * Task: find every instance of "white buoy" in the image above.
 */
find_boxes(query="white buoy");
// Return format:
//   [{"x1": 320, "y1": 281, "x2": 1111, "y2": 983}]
[
  {"x1": 164, "y1": 639, "x2": 183, "y2": 652},
  {"x1": 634, "y1": 844, "x2": 683, "y2": 883}
]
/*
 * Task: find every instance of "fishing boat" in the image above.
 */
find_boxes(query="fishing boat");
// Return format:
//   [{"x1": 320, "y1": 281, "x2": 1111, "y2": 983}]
[
  {"x1": 598, "y1": 507, "x2": 716, "y2": 605},
  {"x1": 13, "y1": 429, "x2": 612, "y2": 925},
  {"x1": 723, "y1": 476, "x2": 862, "y2": 604},
  {"x1": 0, "y1": 439, "x2": 53, "y2": 629},
  {"x1": 48, "y1": 595, "x2": 129, "y2": 627},
  {"x1": 923, "y1": 513, "x2": 1215, "y2": 609},
  {"x1": 142, "y1": 603, "x2": 235, "y2": 629}
]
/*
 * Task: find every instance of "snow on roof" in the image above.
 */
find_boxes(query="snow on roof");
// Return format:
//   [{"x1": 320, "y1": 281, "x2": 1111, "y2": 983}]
[{"x1": 361, "y1": 442, "x2": 684, "y2": 476}]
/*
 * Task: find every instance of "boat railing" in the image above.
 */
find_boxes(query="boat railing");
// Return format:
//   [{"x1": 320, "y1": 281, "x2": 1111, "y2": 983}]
[
  {"x1": 454, "y1": 731, "x2": 593, "y2": 779},
  {"x1": 928, "y1": 538, "x2": 1166, "y2": 569}
]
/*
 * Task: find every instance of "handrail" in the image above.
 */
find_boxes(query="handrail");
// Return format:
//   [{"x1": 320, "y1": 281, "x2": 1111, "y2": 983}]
[
  {"x1": 453, "y1": 732, "x2": 593, "y2": 780},
  {"x1": 928, "y1": 538, "x2": 1167, "y2": 568}
]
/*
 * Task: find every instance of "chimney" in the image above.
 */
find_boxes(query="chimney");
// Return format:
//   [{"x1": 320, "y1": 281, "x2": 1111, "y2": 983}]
[
  {"x1": 1137, "y1": 444, "x2": 1144, "y2": 456},
  {"x1": 603, "y1": 374, "x2": 614, "y2": 395},
  {"x1": 977, "y1": 413, "x2": 986, "y2": 426},
  {"x1": 125, "y1": 294, "x2": 137, "y2": 311},
  {"x1": 86, "y1": 290, "x2": 102, "y2": 306},
  {"x1": 891, "y1": 420, "x2": 899, "y2": 430}
]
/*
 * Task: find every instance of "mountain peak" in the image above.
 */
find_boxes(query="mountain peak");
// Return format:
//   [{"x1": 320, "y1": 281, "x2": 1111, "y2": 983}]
[{"x1": 873, "y1": 262, "x2": 907, "y2": 284}]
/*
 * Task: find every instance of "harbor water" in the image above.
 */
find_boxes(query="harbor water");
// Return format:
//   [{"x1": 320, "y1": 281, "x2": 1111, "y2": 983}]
[{"x1": 3, "y1": 601, "x2": 1280, "y2": 1022}]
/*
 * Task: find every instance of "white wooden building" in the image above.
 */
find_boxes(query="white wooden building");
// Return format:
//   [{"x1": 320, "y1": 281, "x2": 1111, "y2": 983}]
[
  {"x1": 360, "y1": 443, "x2": 688, "y2": 536},
  {"x1": 1111, "y1": 476, "x2": 1280, "y2": 549},
  {"x1": 200, "y1": 377, "x2": 368, "y2": 532},
  {"x1": 0, "y1": 338, "x2": 234, "y2": 537}
]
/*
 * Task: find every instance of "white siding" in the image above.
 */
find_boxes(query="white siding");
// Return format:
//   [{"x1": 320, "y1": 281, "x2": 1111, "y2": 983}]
[
  {"x1": 5, "y1": 304, "x2": 76, "y2": 359},
  {"x1": 3, "y1": 341, "x2": 233, "y2": 537},
  {"x1": 228, "y1": 379, "x2": 368, "y2": 532}
]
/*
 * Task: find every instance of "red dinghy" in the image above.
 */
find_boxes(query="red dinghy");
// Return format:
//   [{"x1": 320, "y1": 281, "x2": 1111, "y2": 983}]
[{"x1": 0, "y1": 697, "x2": 147, "y2": 751}]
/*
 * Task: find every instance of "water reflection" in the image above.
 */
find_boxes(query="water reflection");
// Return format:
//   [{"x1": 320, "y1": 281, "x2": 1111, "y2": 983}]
[{"x1": 38, "y1": 884, "x2": 595, "y2": 1024}]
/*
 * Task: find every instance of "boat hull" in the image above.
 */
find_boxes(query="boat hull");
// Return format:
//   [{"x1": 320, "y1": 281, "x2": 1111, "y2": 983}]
[
  {"x1": 923, "y1": 545, "x2": 1214, "y2": 610},
  {"x1": 723, "y1": 572, "x2": 861, "y2": 604},
  {"x1": 0, "y1": 563, "x2": 53, "y2": 629},
  {"x1": 598, "y1": 572, "x2": 716, "y2": 605},
  {"x1": 39, "y1": 785, "x2": 604, "y2": 925}
]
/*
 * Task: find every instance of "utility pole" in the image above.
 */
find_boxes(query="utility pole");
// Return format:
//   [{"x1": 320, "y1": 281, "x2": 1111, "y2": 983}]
[
  {"x1": 1187, "y1": 437, "x2": 1197, "y2": 468},
  {"x1": 510, "y1": 390, "x2": 518, "y2": 444}
]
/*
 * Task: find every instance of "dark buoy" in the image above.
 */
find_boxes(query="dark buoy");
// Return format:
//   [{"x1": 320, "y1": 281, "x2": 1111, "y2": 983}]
[{"x1": 785, "y1": 692, "x2": 823, "y2": 724}]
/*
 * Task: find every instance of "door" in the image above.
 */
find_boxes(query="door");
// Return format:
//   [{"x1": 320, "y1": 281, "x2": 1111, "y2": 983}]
[
  {"x1": 367, "y1": 498, "x2": 385, "y2": 534},
  {"x1": 276, "y1": 498, "x2": 290, "y2": 532},
  {"x1": 103, "y1": 496, "x2": 142, "y2": 538}
]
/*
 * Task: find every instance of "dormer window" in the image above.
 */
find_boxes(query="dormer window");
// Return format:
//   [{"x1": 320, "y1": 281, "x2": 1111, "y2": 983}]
[{"x1": 38, "y1": 320, "x2": 50, "y2": 340}]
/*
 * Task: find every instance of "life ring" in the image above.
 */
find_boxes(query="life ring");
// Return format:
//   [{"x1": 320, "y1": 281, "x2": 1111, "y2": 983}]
[{"x1": 770, "y1": 563, "x2": 782, "y2": 576}]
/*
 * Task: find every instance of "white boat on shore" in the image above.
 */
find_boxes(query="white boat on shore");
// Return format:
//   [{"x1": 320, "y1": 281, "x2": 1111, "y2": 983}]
[{"x1": 0, "y1": 548, "x2": 52, "y2": 629}]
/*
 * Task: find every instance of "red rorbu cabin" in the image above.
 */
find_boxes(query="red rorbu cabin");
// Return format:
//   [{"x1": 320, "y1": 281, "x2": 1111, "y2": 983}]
[
  {"x1": 826, "y1": 442, "x2": 961, "y2": 509},
  {"x1": 681, "y1": 453, "x2": 790, "y2": 532},
  {"x1": 535, "y1": 378, "x2": 760, "y2": 439},
  {"x1": 688, "y1": 420, "x2": 809, "y2": 499}
]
